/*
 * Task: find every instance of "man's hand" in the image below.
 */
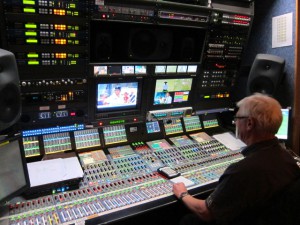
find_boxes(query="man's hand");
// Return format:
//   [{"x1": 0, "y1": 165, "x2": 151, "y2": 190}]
[{"x1": 173, "y1": 182, "x2": 188, "y2": 199}]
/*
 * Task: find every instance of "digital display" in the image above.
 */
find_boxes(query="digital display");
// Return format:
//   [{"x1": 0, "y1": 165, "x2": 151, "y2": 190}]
[
  {"x1": 122, "y1": 65, "x2": 135, "y2": 74},
  {"x1": 135, "y1": 65, "x2": 147, "y2": 74},
  {"x1": 155, "y1": 65, "x2": 166, "y2": 74},
  {"x1": 146, "y1": 121, "x2": 161, "y2": 134},
  {"x1": 94, "y1": 66, "x2": 107, "y2": 76},
  {"x1": 108, "y1": 65, "x2": 122, "y2": 75},
  {"x1": 166, "y1": 65, "x2": 177, "y2": 73},
  {"x1": 202, "y1": 113, "x2": 219, "y2": 128},
  {"x1": 153, "y1": 78, "x2": 193, "y2": 105},
  {"x1": 275, "y1": 108, "x2": 290, "y2": 140},
  {"x1": 177, "y1": 65, "x2": 188, "y2": 73},
  {"x1": 188, "y1": 65, "x2": 197, "y2": 73},
  {"x1": 96, "y1": 81, "x2": 139, "y2": 112},
  {"x1": 39, "y1": 112, "x2": 51, "y2": 119}
]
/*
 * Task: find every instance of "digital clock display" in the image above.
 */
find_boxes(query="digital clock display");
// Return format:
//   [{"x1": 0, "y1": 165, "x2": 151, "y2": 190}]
[
  {"x1": 39, "y1": 112, "x2": 51, "y2": 119},
  {"x1": 109, "y1": 120, "x2": 125, "y2": 125},
  {"x1": 54, "y1": 110, "x2": 68, "y2": 118}
]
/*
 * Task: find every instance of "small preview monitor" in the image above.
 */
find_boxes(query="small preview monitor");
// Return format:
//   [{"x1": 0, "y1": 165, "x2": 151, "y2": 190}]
[
  {"x1": 0, "y1": 136, "x2": 30, "y2": 204},
  {"x1": 122, "y1": 65, "x2": 135, "y2": 75},
  {"x1": 187, "y1": 65, "x2": 197, "y2": 73},
  {"x1": 94, "y1": 66, "x2": 108, "y2": 76},
  {"x1": 177, "y1": 65, "x2": 188, "y2": 73},
  {"x1": 275, "y1": 108, "x2": 290, "y2": 140},
  {"x1": 153, "y1": 78, "x2": 193, "y2": 105},
  {"x1": 135, "y1": 65, "x2": 147, "y2": 74},
  {"x1": 166, "y1": 65, "x2": 177, "y2": 74},
  {"x1": 108, "y1": 65, "x2": 122, "y2": 75},
  {"x1": 155, "y1": 65, "x2": 166, "y2": 74}
]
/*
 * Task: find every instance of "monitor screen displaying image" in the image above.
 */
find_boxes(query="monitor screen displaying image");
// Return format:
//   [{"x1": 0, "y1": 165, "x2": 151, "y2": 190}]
[
  {"x1": 155, "y1": 65, "x2": 166, "y2": 74},
  {"x1": 275, "y1": 108, "x2": 290, "y2": 140},
  {"x1": 153, "y1": 78, "x2": 193, "y2": 105},
  {"x1": 135, "y1": 65, "x2": 147, "y2": 74},
  {"x1": 94, "y1": 66, "x2": 108, "y2": 76},
  {"x1": 96, "y1": 81, "x2": 140, "y2": 112},
  {"x1": 122, "y1": 65, "x2": 135, "y2": 75}
]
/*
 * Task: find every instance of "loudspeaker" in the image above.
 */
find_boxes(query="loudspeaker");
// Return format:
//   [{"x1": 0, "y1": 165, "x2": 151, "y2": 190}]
[
  {"x1": 128, "y1": 28, "x2": 173, "y2": 60},
  {"x1": 246, "y1": 54, "x2": 285, "y2": 96},
  {"x1": 0, "y1": 49, "x2": 21, "y2": 132}
]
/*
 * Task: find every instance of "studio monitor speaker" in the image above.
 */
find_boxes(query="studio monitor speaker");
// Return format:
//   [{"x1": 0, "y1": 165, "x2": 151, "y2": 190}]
[
  {"x1": 0, "y1": 49, "x2": 21, "y2": 132},
  {"x1": 247, "y1": 54, "x2": 285, "y2": 96}
]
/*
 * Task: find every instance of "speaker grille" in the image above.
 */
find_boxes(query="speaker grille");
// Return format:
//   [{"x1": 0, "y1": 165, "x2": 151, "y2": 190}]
[{"x1": 247, "y1": 54, "x2": 285, "y2": 96}]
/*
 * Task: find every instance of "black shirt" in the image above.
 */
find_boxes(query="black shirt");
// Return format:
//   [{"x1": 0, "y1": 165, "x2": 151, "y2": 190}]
[{"x1": 205, "y1": 138, "x2": 300, "y2": 225}]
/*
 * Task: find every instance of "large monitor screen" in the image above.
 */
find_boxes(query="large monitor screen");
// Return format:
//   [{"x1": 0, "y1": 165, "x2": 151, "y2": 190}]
[
  {"x1": 90, "y1": 20, "x2": 206, "y2": 63},
  {"x1": 153, "y1": 78, "x2": 193, "y2": 105},
  {"x1": 96, "y1": 81, "x2": 140, "y2": 112},
  {"x1": 275, "y1": 108, "x2": 290, "y2": 140},
  {"x1": 0, "y1": 136, "x2": 30, "y2": 204}
]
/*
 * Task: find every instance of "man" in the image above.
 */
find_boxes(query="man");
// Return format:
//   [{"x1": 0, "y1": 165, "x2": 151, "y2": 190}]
[
  {"x1": 104, "y1": 86, "x2": 124, "y2": 105},
  {"x1": 165, "y1": 92, "x2": 172, "y2": 104},
  {"x1": 173, "y1": 93, "x2": 300, "y2": 225}
]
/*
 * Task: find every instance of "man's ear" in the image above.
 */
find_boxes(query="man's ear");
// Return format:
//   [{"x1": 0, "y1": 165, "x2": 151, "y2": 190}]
[{"x1": 246, "y1": 117, "x2": 255, "y2": 131}]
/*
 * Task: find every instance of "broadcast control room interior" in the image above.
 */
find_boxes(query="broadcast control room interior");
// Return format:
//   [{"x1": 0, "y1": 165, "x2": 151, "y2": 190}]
[{"x1": 0, "y1": 0, "x2": 300, "y2": 225}]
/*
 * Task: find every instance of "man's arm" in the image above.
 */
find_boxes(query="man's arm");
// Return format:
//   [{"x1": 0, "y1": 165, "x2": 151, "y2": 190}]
[{"x1": 173, "y1": 182, "x2": 214, "y2": 222}]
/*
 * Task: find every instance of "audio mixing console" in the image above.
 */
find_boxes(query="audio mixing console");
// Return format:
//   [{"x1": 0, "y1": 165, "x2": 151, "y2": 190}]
[{"x1": 0, "y1": 131, "x2": 244, "y2": 225}]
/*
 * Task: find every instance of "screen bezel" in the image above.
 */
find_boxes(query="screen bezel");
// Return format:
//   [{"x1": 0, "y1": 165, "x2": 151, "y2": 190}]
[
  {"x1": 93, "y1": 77, "x2": 144, "y2": 116},
  {"x1": 0, "y1": 135, "x2": 30, "y2": 205}
]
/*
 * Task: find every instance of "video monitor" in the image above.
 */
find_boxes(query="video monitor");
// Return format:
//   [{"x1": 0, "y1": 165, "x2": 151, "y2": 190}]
[
  {"x1": 166, "y1": 65, "x2": 177, "y2": 74},
  {"x1": 0, "y1": 136, "x2": 30, "y2": 205},
  {"x1": 187, "y1": 65, "x2": 198, "y2": 73},
  {"x1": 275, "y1": 108, "x2": 290, "y2": 140},
  {"x1": 108, "y1": 65, "x2": 122, "y2": 75},
  {"x1": 177, "y1": 65, "x2": 188, "y2": 73},
  {"x1": 155, "y1": 65, "x2": 166, "y2": 74},
  {"x1": 153, "y1": 78, "x2": 193, "y2": 106},
  {"x1": 122, "y1": 65, "x2": 134, "y2": 75},
  {"x1": 135, "y1": 65, "x2": 147, "y2": 74},
  {"x1": 96, "y1": 80, "x2": 141, "y2": 113},
  {"x1": 94, "y1": 66, "x2": 108, "y2": 76}
]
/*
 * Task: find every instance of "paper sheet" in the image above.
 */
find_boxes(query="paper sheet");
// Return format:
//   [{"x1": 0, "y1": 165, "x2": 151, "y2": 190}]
[
  {"x1": 213, "y1": 132, "x2": 246, "y2": 151},
  {"x1": 27, "y1": 157, "x2": 84, "y2": 187},
  {"x1": 170, "y1": 176, "x2": 195, "y2": 187}
]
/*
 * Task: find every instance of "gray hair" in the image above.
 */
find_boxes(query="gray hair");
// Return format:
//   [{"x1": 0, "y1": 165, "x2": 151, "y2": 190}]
[{"x1": 237, "y1": 93, "x2": 282, "y2": 134}]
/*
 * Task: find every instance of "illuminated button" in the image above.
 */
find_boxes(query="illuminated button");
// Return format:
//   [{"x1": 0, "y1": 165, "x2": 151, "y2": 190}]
[
  {"x1": 27, "y1": 53, "x2": 38, "y2": 58},
  {"x1": 55, "y1": 24, "x2": 66, "y2": 30},
  {"x1": 23, "y1": 7, "x2": 35, "y2": 13},
  {"x1": 25, "y1": 31, "x2": 37, "y2": 36},
  {"x1": 23, "y1": 0, "x2": 35, "y2": 4},
  {"x1": 26, "y1": 39, "x2": 38, "y2": 44},
  {"x1": 25, "y1": 23, "x2": 37, "y2": 29},
  {"x1": 55, "y1": 39, "x2": 66, "y2": 45},
  {"x1": 54, "y1": 9, "x2": 66, "y2": 15}
]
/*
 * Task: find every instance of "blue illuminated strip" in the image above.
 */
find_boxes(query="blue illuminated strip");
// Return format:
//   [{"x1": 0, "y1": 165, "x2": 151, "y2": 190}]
[{"x1": 22, "y1": 124, "x2": 85, "y2": 137}]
